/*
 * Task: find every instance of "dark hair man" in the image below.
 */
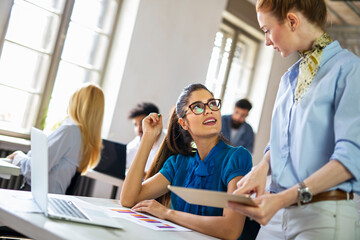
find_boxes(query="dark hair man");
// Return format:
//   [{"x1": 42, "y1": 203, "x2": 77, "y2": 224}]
[{"x1": 221, "y1": 99, "x2": 254, "y2": 153}]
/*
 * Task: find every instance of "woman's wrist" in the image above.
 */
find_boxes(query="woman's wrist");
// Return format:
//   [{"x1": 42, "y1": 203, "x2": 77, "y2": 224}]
[
  {"x1": 165, "y1": 208, "x2": 174, "y2": 221},
  {"x1": 142, "y1": 131, "x2": 160, "y2": 143},
  {"x1": 258, "y1": 157, "x2": 270, "y2": 176},
  {"x1": 278, "y1": 186, "x2": 298, "y2": 208}
]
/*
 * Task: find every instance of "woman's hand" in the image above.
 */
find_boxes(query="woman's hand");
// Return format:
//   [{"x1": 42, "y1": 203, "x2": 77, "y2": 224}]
[
  {"x1": 131, "y1": 199, "x2": 170, "y2": 220},
  {"x1": 228, "y1": 192, "x2": 284, "y2": 226},
  {"x1": 7, "y1": 151, "x2": 24, "y2": 160},
  {"x1": 233, "y1": 151, "x2": 270, "y2": 197},
  {"x1": 142, "y1": 113, "x2": 163, "y2": 141}
]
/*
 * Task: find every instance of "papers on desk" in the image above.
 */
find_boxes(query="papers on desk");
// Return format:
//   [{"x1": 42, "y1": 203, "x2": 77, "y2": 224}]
[{"x1": 107, "y1": 207, "x2": 191, "y2": 232}]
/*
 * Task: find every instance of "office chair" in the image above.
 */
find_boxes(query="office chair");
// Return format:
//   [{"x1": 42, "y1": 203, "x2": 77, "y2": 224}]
[{"x1": 65, "y1": 171, "x2": 81, "y2": 195}]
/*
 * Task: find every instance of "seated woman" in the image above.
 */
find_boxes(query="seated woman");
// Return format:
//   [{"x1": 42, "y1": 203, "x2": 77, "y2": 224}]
[
  {"x1": 120, "y1": 83, "x2": 252, "y2": 239},
  {"x1": 7, "y1": 83, "x2": 105, "y2": 194}
]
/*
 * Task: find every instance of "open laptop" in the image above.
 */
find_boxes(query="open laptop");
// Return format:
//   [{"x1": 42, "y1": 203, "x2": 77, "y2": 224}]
[
  {"x1": 94, "y1": 139, "x2": 126, "y2": 180},
  {"x1": 30, "y1": 127, "x2": 123, "y2": 229}
]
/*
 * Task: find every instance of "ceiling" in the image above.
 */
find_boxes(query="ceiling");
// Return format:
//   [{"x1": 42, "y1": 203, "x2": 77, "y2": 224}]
[{"x1": 326, "y1": 0, "x2": 360, "y2": 26}]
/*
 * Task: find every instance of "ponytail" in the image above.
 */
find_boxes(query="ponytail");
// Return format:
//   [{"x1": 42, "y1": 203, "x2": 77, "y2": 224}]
[{"x1": 145, "y1": 107, "x2": 195, "y2": 206}]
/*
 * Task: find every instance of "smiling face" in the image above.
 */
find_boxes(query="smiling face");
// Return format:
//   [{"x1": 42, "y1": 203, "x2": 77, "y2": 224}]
[
  {"x1": 179, "y1": 89, "x2": 221, "y2": 139},
  {"x1": 257, "y1": 11, "x2": 296, "y2": 57}
]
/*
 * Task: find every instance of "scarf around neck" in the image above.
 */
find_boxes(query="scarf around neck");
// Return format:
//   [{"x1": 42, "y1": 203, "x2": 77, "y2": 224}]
[{"x1": 295, "y1": 32, "x2": 332, "y2": 103}]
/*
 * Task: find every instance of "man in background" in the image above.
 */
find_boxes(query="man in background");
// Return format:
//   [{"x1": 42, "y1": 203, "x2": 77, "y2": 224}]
[
  {"x1": 221, "y1": 99, "x2": 254, "y2": 153},
  {"x1": 126, "y1": 102, "x2": 166, "y2": 174}
]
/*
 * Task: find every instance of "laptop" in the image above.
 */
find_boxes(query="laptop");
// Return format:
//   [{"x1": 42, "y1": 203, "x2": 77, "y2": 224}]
[
  {"x1": 94, "y1": 139, "x2": 126, "y2": 180},
  {"x1": 30, "y1": 127, "x2": 123, "y2": 229}
]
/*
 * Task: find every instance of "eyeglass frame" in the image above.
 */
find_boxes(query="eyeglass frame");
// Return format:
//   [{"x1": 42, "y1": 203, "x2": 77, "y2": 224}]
[{"x1": 183, "y1": 98, "x2": 222, "y2": 117}]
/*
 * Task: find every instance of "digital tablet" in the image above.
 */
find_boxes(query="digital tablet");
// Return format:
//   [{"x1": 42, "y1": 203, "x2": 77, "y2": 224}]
[{"x1": 168, "y1": 185, "x2": 258, "y2": 208}]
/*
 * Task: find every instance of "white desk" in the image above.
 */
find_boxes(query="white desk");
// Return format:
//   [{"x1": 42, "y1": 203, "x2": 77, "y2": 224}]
[
  {"x1": 85, "y1": 170, "x2": 123, "y2": 199},
  {"x1": 0, "y1": 189, "x2": 218, "y2": 240}
]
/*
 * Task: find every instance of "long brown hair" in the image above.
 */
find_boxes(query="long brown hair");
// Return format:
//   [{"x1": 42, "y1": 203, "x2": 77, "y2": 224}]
[
  {"x1": 68, "y1": 83, "x2": 105, "y2": 174},
  {"x1": 256, "y1": 0, "x2": 328, "y2": 30},
  {"x1": 145, "y1": 83, "x2": 215, "y2": 205}
]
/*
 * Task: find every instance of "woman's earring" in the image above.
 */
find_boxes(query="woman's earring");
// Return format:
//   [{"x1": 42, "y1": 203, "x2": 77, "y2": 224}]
[{"x1": 291, "y1": 27, "x2": 295, "y2": 32}]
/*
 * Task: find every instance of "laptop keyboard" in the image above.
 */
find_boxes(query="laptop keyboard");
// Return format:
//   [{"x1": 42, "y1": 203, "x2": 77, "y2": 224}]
[{"x1": 48, "y1": 198, "x2": 89, "y2": 220}]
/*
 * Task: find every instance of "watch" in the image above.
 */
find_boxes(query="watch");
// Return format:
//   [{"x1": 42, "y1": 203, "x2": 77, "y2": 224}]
[{"x1": 297, "y1": 182, "x2": 312, "y2": 205}]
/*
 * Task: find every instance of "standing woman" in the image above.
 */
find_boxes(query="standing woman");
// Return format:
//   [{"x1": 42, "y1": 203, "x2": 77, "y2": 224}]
[
  {"x1": 229, "y1": 0, "x2": 360, "y2": 239},
  {"x1": 8, "y1": 83, "x2": 105, "y2": 194},
  {"x1": 121, "y1": 83, "x2": 252, "y2": 239}
]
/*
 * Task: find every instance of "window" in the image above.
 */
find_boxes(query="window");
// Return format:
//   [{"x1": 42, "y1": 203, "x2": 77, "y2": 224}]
[
  {"x1": 206, "y1": 22, "x2": 259, "y2": 115},
  {"x1": 0, "y1": 0, "x2": 120, "y2": 137}
]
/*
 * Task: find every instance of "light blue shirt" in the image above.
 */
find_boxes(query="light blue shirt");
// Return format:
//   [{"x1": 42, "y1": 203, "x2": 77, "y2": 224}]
[
  {"x1": 268, "y1": 41, "x2": 360, "y2": 194},
  {"x1": 18, "y1": 118, "x2": 82, "y2": 194}
]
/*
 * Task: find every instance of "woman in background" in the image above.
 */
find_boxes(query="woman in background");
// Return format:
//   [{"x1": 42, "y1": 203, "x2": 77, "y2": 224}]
[
  {"x1": 8, "y1": 83, "x2": 105, "y2": 194},
  {"x1": 229, "y1": 0, "x2": 360, "y2": 239},
  {"x1": 121, "y1": 83, "x2": 252, "y2": 240}
]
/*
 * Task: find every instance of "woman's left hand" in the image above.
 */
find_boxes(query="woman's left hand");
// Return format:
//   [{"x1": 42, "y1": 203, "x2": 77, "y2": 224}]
[
  {"x1": 131, "y1": 199, "x2": 169, "y2": 220},
  {"x1": 227, "y1": 193, "x2": 284, "y2": 226}
]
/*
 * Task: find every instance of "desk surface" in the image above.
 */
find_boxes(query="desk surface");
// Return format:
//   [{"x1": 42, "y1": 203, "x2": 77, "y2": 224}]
[{"x1": 0, "y1": 189, "x2": 218, "y2": 240}]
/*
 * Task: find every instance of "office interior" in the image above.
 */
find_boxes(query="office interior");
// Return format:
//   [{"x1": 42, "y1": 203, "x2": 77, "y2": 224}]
[{"x1": 0, "y1": 0, "x2": 359, "y2": 209}]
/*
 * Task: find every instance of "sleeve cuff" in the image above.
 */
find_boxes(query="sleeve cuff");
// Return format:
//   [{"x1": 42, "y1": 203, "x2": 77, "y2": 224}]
[
  {"x1": 13, "y1": 153, "x2": 27, "y2": 166},
  {"x1": 264, "y1": 145, "x2": 270, "y2": 155},
  {"x1": 331, "y1": 141, "x2": 360, "y2": 181}
]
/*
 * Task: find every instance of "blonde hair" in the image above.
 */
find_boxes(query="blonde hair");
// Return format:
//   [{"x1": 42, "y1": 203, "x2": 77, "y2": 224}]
[{"x1": 68, "y1": 83, "x2": 105, "y2": 174}]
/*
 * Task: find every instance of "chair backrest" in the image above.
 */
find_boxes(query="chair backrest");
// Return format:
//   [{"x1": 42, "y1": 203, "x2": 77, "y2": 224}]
[
  {"x1": 65, "y1": 171, "x2": 81, "y2": 195},
  {"x1": 93, "y1": 139, "x2": 126, "y2": 180}
]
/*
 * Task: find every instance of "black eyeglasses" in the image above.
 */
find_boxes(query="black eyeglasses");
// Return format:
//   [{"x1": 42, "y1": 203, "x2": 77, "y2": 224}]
[{"x1": 186, "y1": 99, "x2": 221, "y2": 116}]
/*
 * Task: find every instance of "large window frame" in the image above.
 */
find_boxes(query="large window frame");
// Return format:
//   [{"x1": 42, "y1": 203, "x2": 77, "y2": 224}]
[
  {"x1": 0, "y1": 0, "x2": 121, "y2": 139},
  {"x1": 205, "y1": 20, "x2": 260, "y2": 116}
]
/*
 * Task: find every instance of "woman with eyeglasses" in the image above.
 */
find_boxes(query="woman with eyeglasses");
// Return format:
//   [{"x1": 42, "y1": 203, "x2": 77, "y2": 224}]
[{"x1": 121, "y1": 83, "x2": 252, "y2": 239}]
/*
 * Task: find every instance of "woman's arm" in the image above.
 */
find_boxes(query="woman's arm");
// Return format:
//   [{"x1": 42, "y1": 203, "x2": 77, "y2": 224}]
[
  {"x1": 235, "y1": 150, "x2": 270, "y2": 196},
  {"x1": 120, "y1": 113, "x2": 169, "y2": 207},
  {"x1": 132, "y1": 176, "x2": 246, "y2": 240},
  {"x1": 228, "y1": 159, "x2": 353, "y2": 225}
]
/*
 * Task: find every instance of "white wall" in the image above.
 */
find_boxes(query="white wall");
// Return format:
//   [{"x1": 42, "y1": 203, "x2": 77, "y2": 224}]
[
  {"x1": 102, "y1": 0, "x2": 227, "y2": 143},
  {"x1": 252, "y1": 52, "x2": 299, "y2": 164}
]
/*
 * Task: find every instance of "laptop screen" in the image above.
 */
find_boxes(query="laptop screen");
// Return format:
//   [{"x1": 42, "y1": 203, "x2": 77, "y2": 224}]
[
  {"x1": 93, "y1": 139, "x2": 126, "y2": 179},
  {"x1": 30, "y1": 127, "x2": 49, "y2": 215}
]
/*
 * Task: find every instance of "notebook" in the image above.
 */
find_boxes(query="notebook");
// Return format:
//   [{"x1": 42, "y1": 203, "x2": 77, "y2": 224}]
[
  {"x1": 30, "y1": 127, "x2": 123, "y2": 229},
  {"x1": 168, "y1": 185, "x2": 258, "y2": 208}
]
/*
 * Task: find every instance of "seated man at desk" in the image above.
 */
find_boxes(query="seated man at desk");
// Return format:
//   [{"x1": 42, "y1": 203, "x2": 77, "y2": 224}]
[
  {"x1": 126, "y1": 102, "x2": 166, "y2": 175},
  {"x1": 221, "y1": 99, "x2": 254, "y2": 153}
]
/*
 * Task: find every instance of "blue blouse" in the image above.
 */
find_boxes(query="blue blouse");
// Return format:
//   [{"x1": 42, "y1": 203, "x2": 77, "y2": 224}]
[{"x1": 160, "y1": 140, "x2": 252, "y2": 216}]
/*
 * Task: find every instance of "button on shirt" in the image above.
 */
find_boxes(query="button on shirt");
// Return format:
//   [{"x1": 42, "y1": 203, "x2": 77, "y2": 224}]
[{"x1": 268, "y1": 41, "x2": 360, "y2": 194}]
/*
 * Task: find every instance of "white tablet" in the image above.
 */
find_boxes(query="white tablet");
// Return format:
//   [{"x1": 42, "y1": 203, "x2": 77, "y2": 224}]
[{"x1": 168, "y1": 185, "x2": 258, "y2": 208}]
